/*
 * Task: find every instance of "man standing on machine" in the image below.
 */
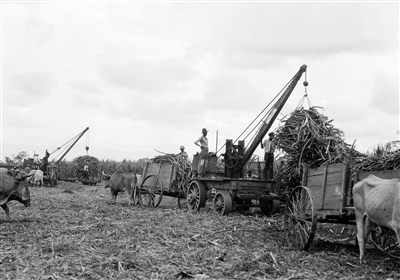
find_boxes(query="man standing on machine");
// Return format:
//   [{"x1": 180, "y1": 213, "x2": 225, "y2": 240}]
[
  {"x1": 194, "y1": 128, "x2": 209, "y2": 177},
  {"x1": 261, "y1": 132, "x2": 276, "y2": 180}
]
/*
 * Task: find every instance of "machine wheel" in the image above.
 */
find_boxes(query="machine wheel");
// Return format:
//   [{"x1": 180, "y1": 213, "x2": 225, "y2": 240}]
[
  {"x1": 187, "y1": 180, "x2": 207, "y2": 211},
  {"x1": 259, "y1": 198, "x2": 281, "y2": 216},
  {"x1": 224, "y1": 148, "x2": 239, "y2": 168},
  {"x1": 139, "y1": 175, "x2": 163, "y2": 208},
  {"x1": 370, "y1": 225, "x2": 400, "y2": 259},
  {"x1": 284, "y1": 186, "x2": 317, "y2": 250},
  {"x1": 212, "y1": 191, "x2": 233, "y2": 215}
]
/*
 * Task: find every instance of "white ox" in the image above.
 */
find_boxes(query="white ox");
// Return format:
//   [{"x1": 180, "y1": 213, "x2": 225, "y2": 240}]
[
  {"x1": 28, "y1": 170, "x2": 44, "y2": 187},
  {"x1": 353, "y1": 175, "x2": 400, "y2": 263}
]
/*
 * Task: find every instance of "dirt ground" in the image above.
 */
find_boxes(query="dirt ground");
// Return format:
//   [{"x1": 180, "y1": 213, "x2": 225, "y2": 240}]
[{"x1": 0, "y1": 181, "x2": 399, "y2": 280}]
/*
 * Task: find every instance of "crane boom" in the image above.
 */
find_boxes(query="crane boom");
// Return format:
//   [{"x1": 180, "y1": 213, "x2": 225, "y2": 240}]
[
  {"x1": 242, "y1": 65, "x2": 307, "y2": 164},
  {"x1": 56, "y1": 127, "x2": 89, "y2": 164},
  {"x1": 226, "y1": 65, "x2": 307, "y2": 178}
]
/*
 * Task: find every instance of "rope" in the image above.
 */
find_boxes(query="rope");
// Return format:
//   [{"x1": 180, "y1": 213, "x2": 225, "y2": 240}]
[
  {"x1": 296, "y1": 71, "x2": 312, "y2": 109},
  {"x1": 216, "y1": 74, "x2": 297, "y2": 155}
]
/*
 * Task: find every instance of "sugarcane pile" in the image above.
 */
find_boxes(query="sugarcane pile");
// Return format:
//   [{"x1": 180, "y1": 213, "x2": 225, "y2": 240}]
[
  {"x1": 72, "y1": 155, "x2": 100, "y2": 181},
  {"x1": 352, "y1": 146, "x2": 400, "y2": 174},
  {"x1": 274, "y1": 107, "x2": 359, "y2": 196},
  {"x1": 151, "y1": 154, "x2": 193, "y2": 193}
]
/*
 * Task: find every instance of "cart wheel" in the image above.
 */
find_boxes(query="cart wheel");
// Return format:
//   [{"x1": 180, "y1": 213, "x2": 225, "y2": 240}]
[
  {"x1": 139, "y1": 175, "x2": 163, "y2": 208},
  {"x1": 260, "y1": 198, "x2": 281, "y2": 216},
  {"x1": 132, "y1": 184, "x2": 140, "y2": 206},
  {"x1": 284, "y1": 186, "x2": 317, "y2": 250},
  {"x1": 187, "y1": 180, "x2": 207, "y2": 211},
  {"x1": 49, "y1": 172, "x2": 58, "y2": 188},
  {"x1": 370, "y1": 225, "x2": 400, "y2": 259},
  {"x1": 213, "y1": 190, "x2": 232, "y2": 215},
  {"x1": 178, "y1": 189, "x2": 188, "y2": 209}
]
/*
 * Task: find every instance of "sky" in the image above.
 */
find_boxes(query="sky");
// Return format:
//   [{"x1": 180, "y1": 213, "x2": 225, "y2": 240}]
[{"x1": 1, "y1": 1, "x2": 399, "y2": 163}]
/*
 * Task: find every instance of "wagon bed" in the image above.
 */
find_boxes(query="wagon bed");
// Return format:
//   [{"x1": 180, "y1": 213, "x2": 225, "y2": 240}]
[
  {"x1": 136, "y1": 159, "x2": 190, "y2": 208},
  {"x1": 283, "y1": 158, "x2": 400, "y2": 258}
]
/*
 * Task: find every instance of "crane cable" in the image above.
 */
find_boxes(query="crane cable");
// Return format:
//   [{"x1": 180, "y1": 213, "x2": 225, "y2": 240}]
[
  {"x1": 50, "y1": 131, "x2": 85, "y2": 162},
  {"x1": 216, "y1": 72, "x2": 298, "y2": 155},
  {"x1": 85, "y1": 131, "x2": 90, "y2": 155},
  {"x1": 296, "y1": 70, "x2": 312, "y2": 109}
]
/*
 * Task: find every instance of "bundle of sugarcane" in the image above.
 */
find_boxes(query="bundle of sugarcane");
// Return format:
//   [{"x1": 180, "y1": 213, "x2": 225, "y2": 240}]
[
  {"x1": 72, "y1": 155, "x2": 100, "y2": 180},
  {"x1": 274, "y1": 107, "x2": 358, "y2": 196},
  {"x1": 352, "y1": 149, "x2": 400, "y2": 174},
  {"x1": 275, "y1": 107, "x2": 356, "y2": 166},
  {"x1": 151, "y1": 154, "x2": 193, "y2": 193}
]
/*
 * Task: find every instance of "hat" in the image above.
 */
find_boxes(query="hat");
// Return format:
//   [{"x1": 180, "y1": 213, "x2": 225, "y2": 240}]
[
  {"x1": 268, "y1": 132, "x2": 275, "y2": 137},
  {"x1": 202, "y1": 128, "x2": 208, "y2": 133},
  {"x1": 180, "y1": 145, "x2": 185, "y2": 149}
]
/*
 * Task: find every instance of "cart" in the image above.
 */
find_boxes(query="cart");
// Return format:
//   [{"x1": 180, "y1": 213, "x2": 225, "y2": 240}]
[
  {"x1": 283, "y1": 158, "x2": 400, "y2": 258},
  {"x1": 135, "y1": 160, "x2": 190, "y2": 208}
]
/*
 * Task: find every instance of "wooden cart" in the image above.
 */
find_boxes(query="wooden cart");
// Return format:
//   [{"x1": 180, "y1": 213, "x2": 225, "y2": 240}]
[
  {"x1": 135, "y1": 161, "x2": 189, "y2": 208},
  {"x1": 283, "y1": 158, "x2": 400, "y2": 258}
]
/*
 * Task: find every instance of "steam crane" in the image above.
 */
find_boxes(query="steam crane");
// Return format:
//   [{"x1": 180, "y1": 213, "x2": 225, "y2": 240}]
[
  {"x1": 42, "y1": 127, "x2": 89, "y2": 187},
  {"x1": 187, "y1": 65, "x2": 308, "y2": 215},
  {"x1": 224, "y1": 64, "x2": 307, "y2": 179}
]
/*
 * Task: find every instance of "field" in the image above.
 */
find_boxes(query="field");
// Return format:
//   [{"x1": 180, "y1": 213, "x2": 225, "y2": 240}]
[{"x1": 1, "y1": 181, "x2": 399, "y2": 280}]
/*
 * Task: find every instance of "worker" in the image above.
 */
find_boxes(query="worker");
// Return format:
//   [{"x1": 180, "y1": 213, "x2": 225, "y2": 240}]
[
  {"x1": 260, "y1": 132, "x2": 276, "y2": 180},
  {"x1": 178, "y1": 145, "x2": 188, "y2": 160},
  {"x1": 194, "y1": 128, "x2": 209, "y2": 176}
]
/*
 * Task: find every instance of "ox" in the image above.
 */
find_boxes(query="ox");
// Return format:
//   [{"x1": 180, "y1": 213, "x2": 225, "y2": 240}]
[
  {"x1": 0, "y1": 170, "x2": 32, "y2": 221},
  {"x1": 353, "y1": 175, "x2": 400, "y2": 263},
  {"x1": 102, "y1": 170, "x2": 138, "y2": 204},
  {"x1": 28, "y1": 169, "x2": 44, "y2": 187}
]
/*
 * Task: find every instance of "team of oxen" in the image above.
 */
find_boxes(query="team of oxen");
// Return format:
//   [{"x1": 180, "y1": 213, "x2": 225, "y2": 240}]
[{"x1": 0, "y1": 166, "x2": 399, "y2": 263}]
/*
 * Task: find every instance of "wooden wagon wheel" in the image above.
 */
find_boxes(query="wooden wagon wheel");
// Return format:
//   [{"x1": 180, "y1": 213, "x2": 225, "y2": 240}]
[
  {"x1": 131, "y1": 184, "x2": 140, "y2": 206},
  {"x1": 187, "y1": 180, "x2": 207, "y2": 211},
  {"x1": 259, "y1": 198, "x2": 281, "y2": 217},
  {"x1": 370, "y1": 225, "x2": 400, "y2": 259},
  {"x1": 49, "y1": 170, "x2": 58, "y2": 188},
  {"x1": 212, "y1": 190, "x2": 232, "y2": 215},
  {"x1": 177, "y1": 189, "x2": 188, "y2": 209},
  {"x1": 284, "y1": 186, "x2": 317, "y2": 250},
  {"x1": 139, "y1": 175, "x2": 163, "y2": 208}
]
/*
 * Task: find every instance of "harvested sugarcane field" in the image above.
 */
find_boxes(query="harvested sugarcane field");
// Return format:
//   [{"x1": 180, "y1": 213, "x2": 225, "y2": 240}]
[{"x1": 1, "y1": 181, "x2": 399, "y2": 280}]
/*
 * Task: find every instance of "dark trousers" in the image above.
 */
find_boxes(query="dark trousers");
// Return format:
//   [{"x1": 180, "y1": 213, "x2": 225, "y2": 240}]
[{"x1": 264, "y1": 152, "x2": 274, "y2": 180}]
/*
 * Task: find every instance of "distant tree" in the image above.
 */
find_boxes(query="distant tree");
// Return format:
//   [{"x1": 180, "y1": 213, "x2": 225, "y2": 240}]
[
  {"x1": 7, "y1": 151, "x2": 30, "y2": 166},
  {"x1": 4, "y1": 156, "x2": 14, "y2": 165}
]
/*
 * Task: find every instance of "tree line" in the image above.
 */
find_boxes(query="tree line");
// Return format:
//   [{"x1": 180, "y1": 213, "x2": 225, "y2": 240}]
[{"x1": 2, "y1": 151, "x2": 150, "y2": 179}]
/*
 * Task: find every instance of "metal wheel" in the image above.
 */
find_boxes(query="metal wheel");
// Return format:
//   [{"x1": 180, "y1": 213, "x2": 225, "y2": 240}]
[
  {"x1": 224, "y1": 148, "x2": 239, "y2": 168},
  {"x1": 139, "y1": 175, "x2": 163, "y2": 208},
  {"x1": 284, "y1": 186, "x2": 317, "y2": 250},
  {"x1": 370, "y1": 225, "x2": 400, "y2": 259},
  {"x1": 213, "y1": 190, "x2": 233, "y2": 215},
  {"x1": 259, "y1": 198, "x2": 281, "y2": 216},
  {"x1": 187, "y1": 180, "x2": 207, "y2": 211}
]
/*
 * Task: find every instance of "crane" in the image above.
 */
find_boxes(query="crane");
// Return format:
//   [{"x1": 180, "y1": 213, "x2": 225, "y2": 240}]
[{"x1": 223, "y1": 65, "x2": 307, "y2": 179}]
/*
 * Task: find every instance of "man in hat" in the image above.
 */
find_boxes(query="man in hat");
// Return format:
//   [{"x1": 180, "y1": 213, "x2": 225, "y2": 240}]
[
  {"x1": 260, "y1": 132, "x2": 276, "y2": 180},
  {"x1": 194, "y1": 128, "x2": 209, "y2": 176},
  {"x1": 178, "y1": 145, "x2": 188, "y2": 160}
]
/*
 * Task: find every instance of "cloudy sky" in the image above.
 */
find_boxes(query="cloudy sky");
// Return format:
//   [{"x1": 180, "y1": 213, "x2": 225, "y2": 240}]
[{"x1": 1, "y1": 1, "x2": 399, "y2": 162}]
